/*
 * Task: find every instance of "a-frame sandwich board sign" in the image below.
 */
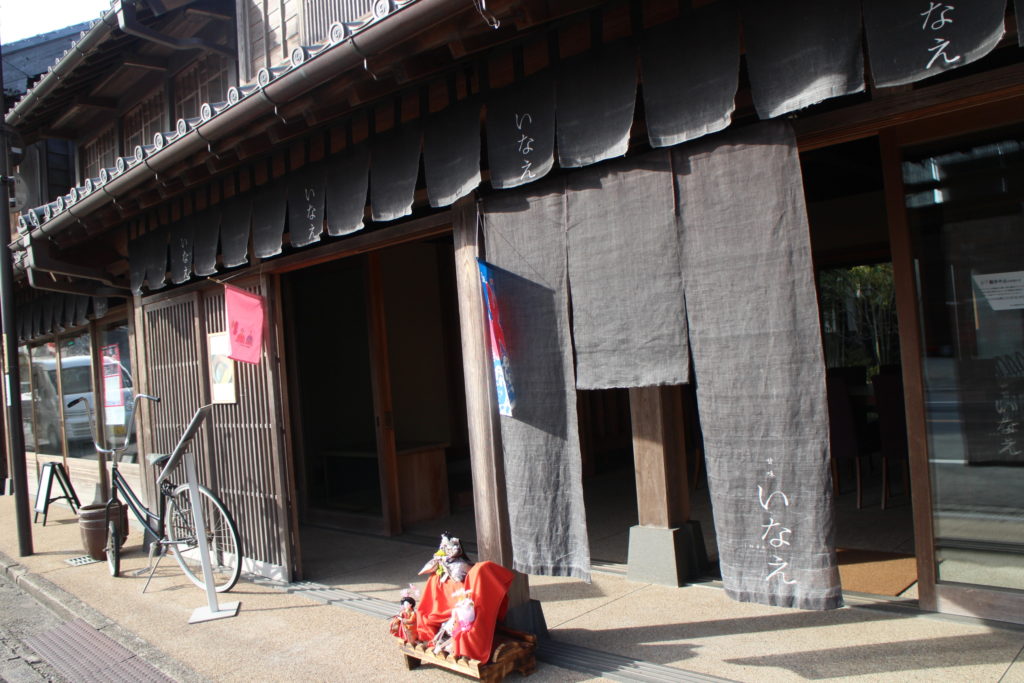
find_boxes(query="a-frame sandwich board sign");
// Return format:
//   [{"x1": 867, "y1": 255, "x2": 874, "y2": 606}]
[{"x1": 33, "y1": 462, "x2": 80, "y2": 525}]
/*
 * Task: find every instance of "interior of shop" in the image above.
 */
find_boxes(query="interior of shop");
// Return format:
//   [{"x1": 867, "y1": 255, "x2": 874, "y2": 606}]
[{"x1": 281, "y1": 237, "x2": 471, "y2": 573}]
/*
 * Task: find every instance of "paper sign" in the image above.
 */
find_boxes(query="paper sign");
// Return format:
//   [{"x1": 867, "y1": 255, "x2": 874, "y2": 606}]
[
  {"x1": 208, "y1": 332, "x2": 237, "y2": 404},
  {"x1": 102, "y1": 344, "x2": 125, "y2": 426},
  {"x1": 973, "y1": 271, "x2": 1024, "y2": 311},
  {"x1": 224, "y1": 284, "x2": 265, "y2": 364}
]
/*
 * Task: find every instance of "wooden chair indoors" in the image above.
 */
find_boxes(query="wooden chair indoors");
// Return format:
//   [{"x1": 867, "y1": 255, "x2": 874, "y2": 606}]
[
  {"x1": 827, "y1": 375, "x2": 866, "y2": 508},
  {"x1": 871, "y1": 372, "x2": 910, "y2": 509}
]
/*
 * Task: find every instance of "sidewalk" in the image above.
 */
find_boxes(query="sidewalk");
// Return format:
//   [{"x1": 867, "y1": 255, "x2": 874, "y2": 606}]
[{"x1": 2, "y1": 497, "x2": 1023, "y2": 682}]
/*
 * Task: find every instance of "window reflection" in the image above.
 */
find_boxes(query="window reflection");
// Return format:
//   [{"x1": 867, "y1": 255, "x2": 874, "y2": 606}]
[
  {"x1": 18, "y1": 347, "x2": 36, "y2": 452},
  {"x1": 59, "y1": 333, "x2": 94, "y2": 458},
  {"x1": 906, "y1": 129, "x2": 1024, "y2": 591},
  {"x1": 29, "y1": 344, "x2": 61, "y2": 456}
]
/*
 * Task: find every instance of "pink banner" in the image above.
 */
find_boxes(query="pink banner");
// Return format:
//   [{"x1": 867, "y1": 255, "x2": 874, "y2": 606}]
[{"x1": 224, "y1": 284, "x2": 265, "y2": 364}]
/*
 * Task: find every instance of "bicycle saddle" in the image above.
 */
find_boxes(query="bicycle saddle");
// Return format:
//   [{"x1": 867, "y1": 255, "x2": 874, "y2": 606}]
[{"x1": 147, "y1": 453, "x2": 172, "y2": 467}]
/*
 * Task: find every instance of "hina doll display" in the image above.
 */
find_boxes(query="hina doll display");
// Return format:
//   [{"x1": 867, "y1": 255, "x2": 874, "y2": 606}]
[{"x1": 396, "y1": 533, "x2": 515, "y2": 663}]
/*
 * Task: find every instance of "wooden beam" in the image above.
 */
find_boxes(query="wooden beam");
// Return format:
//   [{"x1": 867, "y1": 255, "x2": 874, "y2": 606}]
[
  {"x1": 629, "y1": 385, "x2": 689, "y2": 528},
  {"x1": 796, "y1": 62, "x2": 1024, "y2": 150},
  {"x1": 121, "y1": 54, "x2": 169, "y2": 72},
  {"x1": 71, "y1": 96, "x2": 119, "y2": 110}
]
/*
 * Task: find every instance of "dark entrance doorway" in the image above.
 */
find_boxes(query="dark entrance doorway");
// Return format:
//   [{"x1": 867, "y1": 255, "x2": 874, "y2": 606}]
[{"x1": 281, "y1": 236, "x2": 470, "y2": 579}]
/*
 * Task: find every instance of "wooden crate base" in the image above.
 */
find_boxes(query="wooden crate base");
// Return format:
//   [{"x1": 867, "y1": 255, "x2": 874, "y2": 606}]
[{"x1": 398, "y1": 627, "x2": 537, "y2": 682}]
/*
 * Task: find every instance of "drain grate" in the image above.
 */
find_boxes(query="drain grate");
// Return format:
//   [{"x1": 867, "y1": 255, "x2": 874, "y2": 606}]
[
  {"x1": 24, "y1": 619, "x2": 174, "y2": 683},
  {"x1": 65, "y1": 555, "x2": 100, "y2": 567}
]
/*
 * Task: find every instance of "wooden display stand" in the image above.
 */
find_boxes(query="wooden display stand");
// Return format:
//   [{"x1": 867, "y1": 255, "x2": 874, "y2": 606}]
[{"x1": 398, "y1": 626, "x2": 536, "y2": 682}]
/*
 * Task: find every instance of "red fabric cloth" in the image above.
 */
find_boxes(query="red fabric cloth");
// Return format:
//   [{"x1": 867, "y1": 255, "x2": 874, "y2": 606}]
[
  {"x1": 415, "y1": 561, "x2": 514, "y2": 663},
  {"x1": 224, "y1": 284, "x2": 265, "y2": 364}
]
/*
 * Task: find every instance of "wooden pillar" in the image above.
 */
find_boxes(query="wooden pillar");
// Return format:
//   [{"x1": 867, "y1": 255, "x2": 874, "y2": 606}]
[
  {"x1": 451, "y1": 196, "x2": 544, "y2": 634},
  {"x1": 627, "y1": 385, "x2": 707, "y2": 585},
  {"x1": 629, "y1": 385, "x2": 690, "y2": 527}
]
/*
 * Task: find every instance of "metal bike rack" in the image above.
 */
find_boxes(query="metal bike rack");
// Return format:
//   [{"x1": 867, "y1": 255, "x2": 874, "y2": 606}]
[{"x1": 183, "y1": 451, "x2": 240, "y2": 624}]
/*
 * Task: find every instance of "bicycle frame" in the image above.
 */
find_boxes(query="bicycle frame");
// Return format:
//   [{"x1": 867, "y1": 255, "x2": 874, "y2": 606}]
[
  {"x1": 104, "y1": 401, "x2": 213, "y2": 556},
  {"x1": 108, "y1": 465, "x2": 165, "y2": 551}
]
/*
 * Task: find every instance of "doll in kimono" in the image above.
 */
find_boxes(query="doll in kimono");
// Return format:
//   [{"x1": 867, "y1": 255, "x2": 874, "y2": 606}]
[
  {"x1": 418, "y1": 533, "x2": 472, "y2": 584},
  {"x1": 389, "y1": 585, "x2": 419, "y2": 643},
  {"x1": 431, "y1": 589, "x2": 477, "y2": 654}
]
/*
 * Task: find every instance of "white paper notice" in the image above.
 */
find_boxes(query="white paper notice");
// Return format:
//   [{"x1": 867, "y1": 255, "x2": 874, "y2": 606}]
[{"x1": 973, "y1": 271, "x2": 1024, "y2": 310}]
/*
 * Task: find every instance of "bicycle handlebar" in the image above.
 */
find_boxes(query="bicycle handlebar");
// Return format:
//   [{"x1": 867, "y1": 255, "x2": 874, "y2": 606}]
[{"x1": 68, "y1": 393, "x2": 162, "y2": 457}]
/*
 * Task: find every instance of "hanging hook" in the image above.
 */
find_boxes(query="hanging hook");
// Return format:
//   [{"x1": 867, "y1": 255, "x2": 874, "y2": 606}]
[
  {"x1": 473, "y1": 0, "x2": 500, "y2": 29},
  {"x1": 351, "y1": 38, "x2": 379, "y2": 81}
]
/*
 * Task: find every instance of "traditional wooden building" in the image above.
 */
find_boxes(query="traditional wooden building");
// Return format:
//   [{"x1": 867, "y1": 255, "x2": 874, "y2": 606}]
[{"x1": 4, "y1": 0, "x2": 1024, "y2": 627}]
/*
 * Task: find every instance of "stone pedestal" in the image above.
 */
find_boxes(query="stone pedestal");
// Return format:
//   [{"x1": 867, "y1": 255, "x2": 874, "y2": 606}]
[
  {"x1": 503, "y1": 599, "x2": 549, "y2": 640},
  {"x1": 626, "y1": 521, "x2": 708, "y2": 587}
]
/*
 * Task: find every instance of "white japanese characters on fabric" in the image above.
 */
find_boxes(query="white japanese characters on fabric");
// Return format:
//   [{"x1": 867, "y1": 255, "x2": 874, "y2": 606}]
[{"x1": 920, "y1": 2, "x2": 961, "y2": 70}]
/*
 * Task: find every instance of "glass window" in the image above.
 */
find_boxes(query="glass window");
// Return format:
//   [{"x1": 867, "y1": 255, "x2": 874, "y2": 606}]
[
  {"x1": 18, "y1": 346, "x2": 36, "y2": 452},
  {"x1": 29, "y1": 344, "x2": 61, "y2": 456},
  {"x1": 905, "y1": 128, "x2": 1024, "y2": 591},
  {"x1": 123, "y1": 89, "x2": 166, "y2": 154},
  {"x1": 820, "y1": 263, "x2": 901, "y2": 381},
  {"x1": 59, "y1": 333, "x2": 94, "y2": 459},
  {"x1": 174, "y1": 54, "x2": 231, "y2": 122},
  {"x1": 80, "y1": 126, "x2": 117, "y2": 180}
]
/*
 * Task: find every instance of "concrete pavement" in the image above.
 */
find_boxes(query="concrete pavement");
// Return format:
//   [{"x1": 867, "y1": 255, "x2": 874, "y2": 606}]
[{"x1": 2, "y1": 497, "x2": 1024, "y2": 682}]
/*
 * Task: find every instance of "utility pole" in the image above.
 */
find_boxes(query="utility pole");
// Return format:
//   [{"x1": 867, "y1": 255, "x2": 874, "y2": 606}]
[{"x1": 0, "y1": 33, "x2": 34, "y2": 556}]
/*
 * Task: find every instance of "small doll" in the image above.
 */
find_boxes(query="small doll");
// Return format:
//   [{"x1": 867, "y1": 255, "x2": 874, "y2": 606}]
[
  {"x1": 418, "y1": 533, "x2": 473, "y2": 584},
  {"x1": 431, "y1": 589, "x2": 477, "y2": 654},
  {"x1": 389, "y1": 584, "x2": 420, "y2": 643}
]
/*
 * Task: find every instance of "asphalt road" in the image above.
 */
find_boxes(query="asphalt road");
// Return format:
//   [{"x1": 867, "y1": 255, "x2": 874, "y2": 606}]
[{"x1": 0, "y1": 572, "x2": 66, "y2": 683}]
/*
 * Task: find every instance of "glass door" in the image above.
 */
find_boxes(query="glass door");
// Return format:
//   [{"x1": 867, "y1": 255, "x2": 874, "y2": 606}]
[{"x1": 901, "y1": 124, "x2": 1024, "y2": 615}]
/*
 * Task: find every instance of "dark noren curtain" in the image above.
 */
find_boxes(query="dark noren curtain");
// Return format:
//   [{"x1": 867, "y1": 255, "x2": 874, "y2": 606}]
[
  {"x1": 741, "y1": 0, "x2": 864, "y2": 119},
  {"x1": 325, "y1": 143, "x2": 369, "y2": 237},
  {"x1": 673, "y1": 121, "x2": 839, "y2": 610},
  {"x1": 556, "y1": 41, "x2": 637, "y2": 168},
  {"x1": 370, "y1": 121, "x2": 422, "y2": 222},
  {"x1": 423, "y1": 97, "x2": 482, "y2": 208},
  {"x1": 486, "y1": 71, "x2": 556, "y2": 190},
  {"x1": 640, "y1": 1, "x2": 739, "y2": 148},
  {"x1": 566, "y1": 151, "x2": 689, "y2": 389},
  {"x1": 219, "y1": 194, "x2": 253, "y2": 268},
  {"x1": 481, "y1": 181, "x2": 591, "y2": 581},
  {"x1": 863, "y1": 0, "x2": 1006, "y2": 87}
]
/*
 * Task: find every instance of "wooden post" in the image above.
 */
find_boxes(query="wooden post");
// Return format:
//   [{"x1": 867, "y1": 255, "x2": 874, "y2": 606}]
[
  {"x1": 626, "y1": 385, "x2": 706, "y2": 585},
  {"x1": 451, "y1": 196, "x2": 536, "y2": 623},
  {"x1": 366, "y1": 253, "x2": 402, "y2": 536}
]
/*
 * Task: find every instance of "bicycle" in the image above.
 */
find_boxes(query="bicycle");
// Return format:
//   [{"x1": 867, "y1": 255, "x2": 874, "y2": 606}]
[{"x1": 68, "y1": 394, "x2": 242, "y2": 593}]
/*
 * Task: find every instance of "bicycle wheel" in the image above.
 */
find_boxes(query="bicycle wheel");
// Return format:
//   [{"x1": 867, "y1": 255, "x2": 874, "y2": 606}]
[
  {"x1": 106, "y1": 520, "x2": 120, "y2": 577},
  {"x1": 166, "y1": 484, "x2": 241, "y2": 592}
]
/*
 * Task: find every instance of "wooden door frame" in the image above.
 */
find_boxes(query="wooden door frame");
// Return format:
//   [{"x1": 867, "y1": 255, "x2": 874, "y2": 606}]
[{"x1": 880, "y1": 93, "x2": 1024, "y2": 624}]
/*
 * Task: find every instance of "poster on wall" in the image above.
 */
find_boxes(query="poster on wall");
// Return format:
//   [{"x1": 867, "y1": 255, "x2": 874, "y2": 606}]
[
  {"x1": 102, "y1": 344, "x2": 125, "y2": 427},
  {"x1": 478, "y1": 259, "x2": 515, "y2": 417},
  {"x1": 208, "y1": 332, "x2": 237, "y2": 404}
]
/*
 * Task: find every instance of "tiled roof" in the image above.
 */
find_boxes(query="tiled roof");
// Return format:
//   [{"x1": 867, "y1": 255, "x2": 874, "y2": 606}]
[
  {"x1": 2, "y1": 21, "x2": 93, "y2": 95},
  {"x1": 12, "y1": 0, "x2": 419, "y2": 244}
]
